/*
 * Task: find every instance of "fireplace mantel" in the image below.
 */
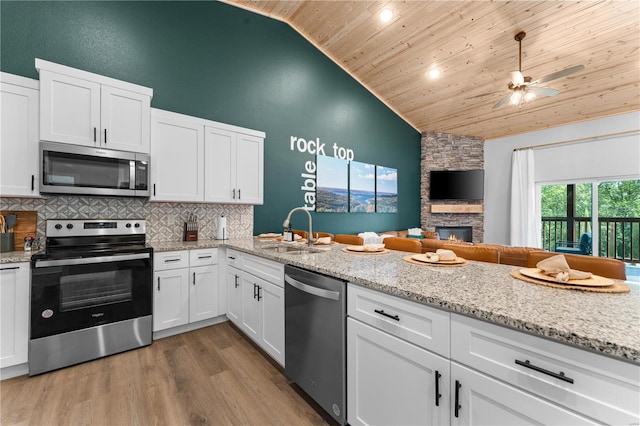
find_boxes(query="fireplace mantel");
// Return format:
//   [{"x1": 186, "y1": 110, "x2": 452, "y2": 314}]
[{"x1": 430, "y1": 204, "x2": 483, "y2": 214}]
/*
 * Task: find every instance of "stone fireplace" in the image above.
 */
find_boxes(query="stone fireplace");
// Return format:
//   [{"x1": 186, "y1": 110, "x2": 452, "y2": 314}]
[{"x1": 421, "y1": 131, "x2": 485, "y2": 243}]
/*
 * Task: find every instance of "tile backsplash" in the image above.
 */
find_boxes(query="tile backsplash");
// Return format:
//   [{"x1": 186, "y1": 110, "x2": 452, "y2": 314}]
[{"x1": 0, "y1": 196, "x2": 254, "y2": 243}]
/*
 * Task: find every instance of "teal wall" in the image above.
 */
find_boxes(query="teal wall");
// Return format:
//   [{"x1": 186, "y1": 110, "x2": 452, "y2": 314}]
[{"x1": 1, "y1": 1, "x2": 421, "y2": 234}]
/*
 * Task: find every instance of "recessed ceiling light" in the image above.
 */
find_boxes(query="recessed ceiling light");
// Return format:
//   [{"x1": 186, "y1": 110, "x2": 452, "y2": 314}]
[
  {"x1": 428, "y1": 68, "x2": 441, "y2": 79},
  {"x1": 379, "y1": 8, "x2": 393, "y2": 22}
]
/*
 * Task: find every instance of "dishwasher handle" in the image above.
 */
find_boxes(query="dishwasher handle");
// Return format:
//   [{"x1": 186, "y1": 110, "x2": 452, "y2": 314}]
[{"x1": 285, "y1": 274, "x2": 341, "y2": 301}]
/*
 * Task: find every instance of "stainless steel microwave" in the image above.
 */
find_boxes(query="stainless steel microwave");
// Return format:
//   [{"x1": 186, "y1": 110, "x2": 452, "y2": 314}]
[{"x1": 40, "y1": 142, "x2": 150, "y2": 197}]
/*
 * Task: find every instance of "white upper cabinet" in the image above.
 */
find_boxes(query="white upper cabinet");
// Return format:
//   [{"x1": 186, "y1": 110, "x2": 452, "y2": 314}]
[
  {"x1": 150, "y1": 107, "x2": 265, "y2": 204},
  {"x1": 205, "y1": 126, "x2": 264, "y2": 204},
  {"x1": 150, "y1": 109, "x2": 204, "y2": 202},
  {"x1": 36, "y1": 59, "x2": 152, "y2": 153},
  {"x1": 0, "y1": 73, "x2": 40, "y2": 197}
]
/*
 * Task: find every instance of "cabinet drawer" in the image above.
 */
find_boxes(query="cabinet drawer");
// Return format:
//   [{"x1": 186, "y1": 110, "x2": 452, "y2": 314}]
[
  {"x1": 348, "y1": 284, "x2": 450, "y2": 358},
  {"x1": 225, "y1": 249, "x2": 242, "y2": 268},
  {"x1": 451, "y1": 314, "x2": 640, "y2": 424},
  {"x1": 189, "y1": 248, "x2": 218, "y2": 266},
  {"x1": 154, "y1": 250, "x2": 189, "y2": 271},
  {"x1": 242, "y1": 253, "x2": 284, "y2": 287}
]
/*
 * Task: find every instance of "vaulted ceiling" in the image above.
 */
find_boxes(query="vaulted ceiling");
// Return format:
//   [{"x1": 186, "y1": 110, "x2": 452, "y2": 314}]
[{"x1": 224, "y1": 1, "x2": 639, "y2": 140}]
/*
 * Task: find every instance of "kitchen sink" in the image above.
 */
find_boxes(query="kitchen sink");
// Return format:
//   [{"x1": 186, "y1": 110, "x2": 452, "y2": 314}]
[{"x1": 260, "y1": 244, "x2": 322, "y2": 255}]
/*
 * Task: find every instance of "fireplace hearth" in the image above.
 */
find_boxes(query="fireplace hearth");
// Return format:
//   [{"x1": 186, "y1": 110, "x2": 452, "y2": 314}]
[{"x1": 435, "y1": 226, "x2": 472, "y2": 242}]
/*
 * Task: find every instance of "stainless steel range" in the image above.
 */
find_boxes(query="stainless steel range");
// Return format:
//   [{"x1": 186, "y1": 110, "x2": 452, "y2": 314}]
[{"x1": 29, "y1": 219, "x2": 153, "y2": 375}]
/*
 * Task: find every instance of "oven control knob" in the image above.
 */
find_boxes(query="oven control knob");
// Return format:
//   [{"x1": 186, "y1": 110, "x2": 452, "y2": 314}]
[
  {"x1": 126, "y1": 223, "x2": 132, "y2": 228},
  {"x1": 66, "y1": 224, "x2": 74, "y2": 230},
  {"x1": 134, "y1": 223, "x2": 140, "y2": 228},
  {"x1": 54, "y1": 224, "x2": 62, "y2": 230},
  {"x1": 42, "y1": 309, "x2": 54, "y2": 319}
]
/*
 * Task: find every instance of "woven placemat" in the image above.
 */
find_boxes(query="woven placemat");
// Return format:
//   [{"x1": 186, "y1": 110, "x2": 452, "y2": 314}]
[
  {"x1": 341, "y1": 247, "x2": 391, "y2": 255},
  {"x1": 510, "y1": 270, "x2": 630, "y2": 293},
  {"x1": 403, "y1": 255, "x2": 468, "y2": 267}
]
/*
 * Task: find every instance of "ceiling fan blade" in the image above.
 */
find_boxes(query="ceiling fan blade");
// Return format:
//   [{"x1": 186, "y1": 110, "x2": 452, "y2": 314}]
[
  {"x1": 531, "y1": 65, "x2": 585, "y2": 85},
  {"x1": 527, "y1": 86, "x2": 560, "y2": 97},
  {"x1": 493, "y1": 94, "x2": 512, "y2": 109}
]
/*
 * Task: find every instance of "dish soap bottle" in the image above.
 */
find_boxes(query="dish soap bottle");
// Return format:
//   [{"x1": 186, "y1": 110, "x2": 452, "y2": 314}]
[{"x1": 283, "y1": 224, "x2": 294, "y2": 242}]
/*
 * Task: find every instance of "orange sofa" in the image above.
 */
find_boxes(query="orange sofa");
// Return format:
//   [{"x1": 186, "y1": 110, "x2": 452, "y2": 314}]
[{"x1": 378, "y1": 230, "x2": 544, "y2": 267}]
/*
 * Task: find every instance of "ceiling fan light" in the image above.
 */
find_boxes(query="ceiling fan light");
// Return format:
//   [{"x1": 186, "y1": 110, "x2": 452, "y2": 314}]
[
  {"x1": 524, "y1": 91, "x2": 536, "y2": 102},
  {"x1": 510, "y1": 71, "x2": 525, "y2": 85},
  {"x1": 509, "y1": 91, "x2": 522, "y2": 105}
]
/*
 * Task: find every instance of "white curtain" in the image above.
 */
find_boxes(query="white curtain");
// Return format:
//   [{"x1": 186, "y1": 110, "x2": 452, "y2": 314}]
[{"x1": 510, "y1": 149, "x2": 541, "y2": 247}]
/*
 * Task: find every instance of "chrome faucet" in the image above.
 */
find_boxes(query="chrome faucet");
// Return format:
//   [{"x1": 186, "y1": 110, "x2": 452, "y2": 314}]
[{"x1": 283, "y1": 207, "x2": 314, "y2": 246}]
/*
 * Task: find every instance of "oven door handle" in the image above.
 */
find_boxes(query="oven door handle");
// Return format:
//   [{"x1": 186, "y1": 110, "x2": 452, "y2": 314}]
[{"x1": 34, "y1": 252, "x2": 151, "y2": 268}]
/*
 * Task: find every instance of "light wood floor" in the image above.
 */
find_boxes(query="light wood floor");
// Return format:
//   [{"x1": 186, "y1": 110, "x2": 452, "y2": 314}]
[{"x1": 0, "y1": 321, "x2": 332, "y2": 426}]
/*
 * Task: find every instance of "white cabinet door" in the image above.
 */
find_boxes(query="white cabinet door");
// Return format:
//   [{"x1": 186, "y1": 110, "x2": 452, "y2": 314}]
[
  {"x1": 39, "y1": 71, "x2": 101, "y2": 147},
  {"x1": 150, "y1": 109, "x2": 204, "y2": 201},
  {"x1": 226, "y1": 265, "x2": 242, "y2": 326},
  {"x1": 235, "y1": 134, "x2": 263, "y2": 204},
  {"x1": 0, "y1": 75, "x2": 39, "y2": 197},
  {"x1": 189, "y1": 264, "x2": 219, "y2": 323},
  {"x1": 204, "y1": 126, "x2": 235, "y2": 203},
  {"x1": 0, "y1": 263, "x2": 30, "y2": 368},
  {"x1": 240, "y1": 273, "x2": 261, "y2": 341},
  {"x1": 100, "y1": 85, "x2": 150, "y2": 153},
  {"x1": 347, "y1": 318, "x2": 450, "y2": 426},
  {"x1": 260, "y1": 280, "x2": 284, "y2": 366},
  {"x1": 204, "y1": 126, "x2": 264, "y2": 204},
  {"x1": 450, "y1": 362, "x2": 598, "y2": 425},
  {"x1": 153, "y1": 269, "x2": 190, "y2": 332}
]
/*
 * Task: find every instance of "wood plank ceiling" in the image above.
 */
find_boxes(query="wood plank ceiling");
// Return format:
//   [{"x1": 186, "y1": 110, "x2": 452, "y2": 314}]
[{"x1": 223, "y1": 0, "x2": 639, "y2": 140}]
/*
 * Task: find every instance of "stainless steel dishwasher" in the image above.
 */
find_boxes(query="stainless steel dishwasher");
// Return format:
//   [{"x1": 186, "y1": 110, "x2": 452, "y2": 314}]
[{"x1": 284, "y1": 265, "x2": 346, "y2": 425}]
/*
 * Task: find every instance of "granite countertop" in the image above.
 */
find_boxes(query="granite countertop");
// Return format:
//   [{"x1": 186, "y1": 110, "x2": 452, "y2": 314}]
[
  {"x1": 224, "y1": 237, "x2": 640, "y2": 363},
  {"x1": 4, "y1": 238, "x2": 638, "y2": 363}
]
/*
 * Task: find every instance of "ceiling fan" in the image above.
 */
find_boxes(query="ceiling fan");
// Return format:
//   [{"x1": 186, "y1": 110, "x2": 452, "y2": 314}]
[{"x1": 493, "y1": 31, "x2": 585, "y2": 109}]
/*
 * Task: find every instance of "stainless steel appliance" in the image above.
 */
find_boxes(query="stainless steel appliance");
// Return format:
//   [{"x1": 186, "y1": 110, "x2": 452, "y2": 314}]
[
  {"x1": 40, "y1": 141, "x2": 150, "y2": 197},
  {"x1": 284, "y1": 265, "x2": 347, "y2": 425},
  {"x1": 29, "y1": 219, "x2": 153, "y2": 375}
]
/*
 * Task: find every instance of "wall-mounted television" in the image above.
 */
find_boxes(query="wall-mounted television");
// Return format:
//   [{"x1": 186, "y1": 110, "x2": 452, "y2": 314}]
[{"x1": 429, "y1": 170, "x2": 484, "y2": 200}]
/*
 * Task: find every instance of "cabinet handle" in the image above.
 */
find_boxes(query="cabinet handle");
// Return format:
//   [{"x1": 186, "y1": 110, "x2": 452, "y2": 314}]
[
  {"x1": 374, "y1": 309, "x2": 399, "y2": 321},
  {"x1": 104, "y1": 128, "x2": 107, "y2": 144},
  {"x1": 31, "y1": 174, "x2": 35, "y2": 191},
  {"x1": 94, "y1": 127, "x2": 97, "y2": 142},
  {"x1": 157, "y1": 277, "x2": 160, "y2": 291},
  {"x1": 434, "y1": 370, "x2": 441, "y2": 407},
  {"x1": 257, "y1": 285, "x2": 262, "y2": 301},
  {"x1": 198, "y1": 255, "x2": 212, "y2": 259},
  {"x1": 153, "y1": 184, "x2": 156, "y2": 196},
  {"x1": 164, "y1": 258, "x2": 181, "y2": 263},
  {"x1": 253, "y1": 283, "x2": 257, "y2": 299},
  {"x1": 228, "y1": 256, "x2": 236, "y2": 260},
  {"x1": 454, "y1": 380, "x2": 461, "y2": 418},
  {"x1": 232, "y1": 188, "x2": 236, "y2": 199},
  {"x1": 193, "y1": 272, "x2": 196, "y2": 285},
  {"x1": 238, "y1": 188, "x2": 241, "y2": 199},
  {"x1": 234, "y1": 274, "x2": 239, "y2": 288},
  {"x1": 515, "y1": 359, "x2": 574, "y2": 384},
  {"x1": 0, "y1": 266, "x2": 20, "y2": 271}
]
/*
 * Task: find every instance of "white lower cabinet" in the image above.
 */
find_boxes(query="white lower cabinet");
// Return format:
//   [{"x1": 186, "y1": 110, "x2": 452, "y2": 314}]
[
  {"x1": 153, "y1": 249, "x2": 219, "y2": 333},
  {"x1": 226, "y1": 265, "x2": 242, "y2": 325},
  {"x1": 450, "y1": 362, "x2": 597, "y2": 425},
  {"x1": 223, "y1": 250, "x2": 284, "y2": 366},
  {"x1": 347, "y1": 284, "x2": 640, "y2": 425},
  {"x1": 154, "y1": 268, "x2": 190, "y2": 331},
  {"x1": 0, "y1": 263, "x2": 30, "y2": 369},
  {"x1": 347, "y1": 318, "x2": 450, "y2": 426}
]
